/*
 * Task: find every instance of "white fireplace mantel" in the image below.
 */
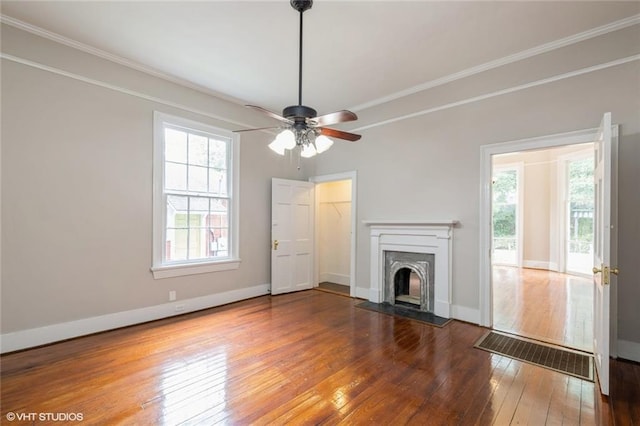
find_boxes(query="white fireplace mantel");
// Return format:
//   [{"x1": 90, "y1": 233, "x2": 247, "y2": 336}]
[{"x1": 364, "y1": 220, "x2": 458, "y2": 318}]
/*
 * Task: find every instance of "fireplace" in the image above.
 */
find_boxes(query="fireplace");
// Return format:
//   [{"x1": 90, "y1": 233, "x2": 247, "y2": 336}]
[
  {"x1": 385, "y1": 251, "x2": 434, "y2": 312},
  {"x1": 364, "y1": 220, "x2": 457, "y2": 318}
]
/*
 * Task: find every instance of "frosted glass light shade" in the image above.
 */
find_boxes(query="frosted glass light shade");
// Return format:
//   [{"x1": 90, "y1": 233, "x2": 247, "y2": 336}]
[
  {"x1": 314, "y1": 135, "x2": 334, "y2": 153},
  {"x1": 301, "y1": 143, "x2": 317, "y2": 158},
  {"x1": 276, "y1": 129, "x2": 296, "y2": 150},
  {"x1": 268, "y1": 139, "x2": 286, "y2": 155}
]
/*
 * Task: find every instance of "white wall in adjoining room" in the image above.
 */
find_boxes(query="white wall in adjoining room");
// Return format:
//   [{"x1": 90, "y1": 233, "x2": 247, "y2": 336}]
[
  {"x1": 0, "y1": 23, "x2": 310, "y2": 348},
  {"x1": 316, "y1": 180, "x2": 352, "y2": 286}
]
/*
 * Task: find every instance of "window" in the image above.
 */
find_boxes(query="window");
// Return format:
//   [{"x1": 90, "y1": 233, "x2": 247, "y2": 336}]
[
  {"x1": 565, "y1": 154, "x2": 594, "y2": 275},
  {"x1": 152, "y1": 112, "x2": 239, "y2": 279},
  {"x1": 491, "y1": 164, "x2": 523, "y2": 266}
]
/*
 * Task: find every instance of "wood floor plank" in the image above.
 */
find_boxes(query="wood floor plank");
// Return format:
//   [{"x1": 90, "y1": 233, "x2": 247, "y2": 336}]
[
  {"x1": 1, "y1": 290, "x2": 635, "y2": 425},
  {"x1": 493, "y1": 266, "x2": 593, "y2": 351}
]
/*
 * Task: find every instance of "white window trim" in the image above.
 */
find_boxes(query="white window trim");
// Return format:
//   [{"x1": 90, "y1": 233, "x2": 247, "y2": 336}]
[{"x1": 151, "y1": 111, "x2": 240, "y2": 279}]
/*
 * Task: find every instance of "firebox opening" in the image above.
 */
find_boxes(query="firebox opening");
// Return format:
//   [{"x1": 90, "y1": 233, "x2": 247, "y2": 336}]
[{"x1": 394, "y1": 267, "x2": 421, "y2": 307}]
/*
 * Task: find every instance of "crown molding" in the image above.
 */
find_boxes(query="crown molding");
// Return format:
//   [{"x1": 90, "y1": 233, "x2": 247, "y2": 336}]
[
  {"x1": 348, "y1": 14, "x2": 640, "y2": 112},
  {"x1": 2, "y1": 12, "x2": 639, "y2": 117},
  {"x1": 0, "y1": 52, "x2": 262, "y2": 132},
  {"x1": 2, "y1": 50, "x2": 637, "y2": 136},
  {"x1": 1, "y1": 12, "x2": 638, "y2": 133},
  {"x1": 351, "y1": 54, "x2": 640, "y2": 133},
  {"x1": 0, "y1": 14, "x2": 249, "y2": 107}
]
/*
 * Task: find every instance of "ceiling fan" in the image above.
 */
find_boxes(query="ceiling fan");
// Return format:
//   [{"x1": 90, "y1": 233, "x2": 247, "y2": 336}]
[{"x1": 234, "y1": 0, "x2": 361, "y2": 158}]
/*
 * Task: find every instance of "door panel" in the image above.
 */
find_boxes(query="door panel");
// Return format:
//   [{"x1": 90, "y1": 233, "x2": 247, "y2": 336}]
[
  {"x1": 593, "y1": 112, "x2": 613, "y2": 396},
  {"x1": 271, "y1": 178, "x2": 315, "y2": 295}
]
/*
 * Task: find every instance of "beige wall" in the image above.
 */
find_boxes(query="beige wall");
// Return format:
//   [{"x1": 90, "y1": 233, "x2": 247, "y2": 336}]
[
  {"x1": 0, "y1": 24, "x2": 306, "y2": 335},
  {"x1": 316, "y1": 180, "x2": 351, "y2": 285}
]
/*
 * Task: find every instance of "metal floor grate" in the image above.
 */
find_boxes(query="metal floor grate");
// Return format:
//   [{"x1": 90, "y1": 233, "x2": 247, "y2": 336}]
[{"x1": 475, "y1": 331, "x2": 593, "y2": 381}]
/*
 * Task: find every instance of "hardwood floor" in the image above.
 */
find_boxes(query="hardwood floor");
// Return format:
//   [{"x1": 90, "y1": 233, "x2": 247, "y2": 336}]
[
  {"x1": 493, "y1": 266, "x2": 593, "y2": 351},
  {"x1": 2, "y1": 290, "x2": 637, "y2": 425},
  {"x1": 317, "y1": 281, "x2": 350, "y2": 296}
]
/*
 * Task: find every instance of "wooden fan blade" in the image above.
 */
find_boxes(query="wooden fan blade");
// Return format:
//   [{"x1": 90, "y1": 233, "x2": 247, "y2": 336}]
[
  {"x1": 312, "y1": 110, "x2": 358, "y2": 127},
  {"x1": 246, "y1": 105, "x2": 293, "y2": 124},
  {"x1": 320, "y1": 127, "x2": 361, "y2": 142},
  {"x1": 233, "y1": 126, "x2": 280, "y2": 133}
]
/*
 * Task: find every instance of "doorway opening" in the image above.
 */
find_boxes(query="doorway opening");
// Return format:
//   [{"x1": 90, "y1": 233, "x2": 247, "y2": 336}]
[
  {"x1": 490, "y1": 143, "x2": 595, "y2": 352},
  {"x1": 480, "y1": 114, "x2": 617, "y2": 395},
  {"x1": 479, "y1": 126, "x2": 612, "y2": 353},
  {"x1": 310, "y1": 172, "x2": 357, "y2": 297}
]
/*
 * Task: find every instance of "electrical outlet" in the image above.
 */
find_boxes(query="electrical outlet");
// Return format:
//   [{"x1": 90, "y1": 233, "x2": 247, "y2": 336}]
[
  {"x1": 175, "y1": 304, "x2": 186, "y2": 312},
  {"x1": 169, "y1": 290, "x2": 176, "y2": 301}
]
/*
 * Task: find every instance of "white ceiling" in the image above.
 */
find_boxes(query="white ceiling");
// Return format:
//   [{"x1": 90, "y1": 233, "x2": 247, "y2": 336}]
[{"x1": 2, "y1": 1, "x2": 639, "y2": 117}]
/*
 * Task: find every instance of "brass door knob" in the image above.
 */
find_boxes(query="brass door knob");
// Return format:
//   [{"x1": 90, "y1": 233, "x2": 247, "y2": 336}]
[
  {"x1": 611, "y1": 267, "x2": 619, "y2": 275},
  {"x1": 273, "y1": 240, "x2": 279, "y2": 250},
  {"x1": 592, "y1": 267, "x2": 602, "y2": 274}
]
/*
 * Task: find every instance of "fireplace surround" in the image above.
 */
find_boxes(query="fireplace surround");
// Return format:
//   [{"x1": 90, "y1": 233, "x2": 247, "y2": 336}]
[{"x1": 364, "y1": 220, "x2": 457, "y2": 318}]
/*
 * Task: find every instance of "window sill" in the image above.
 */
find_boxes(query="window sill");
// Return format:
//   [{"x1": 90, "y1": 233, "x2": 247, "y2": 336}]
[{"x1": 151, "y1": 258, "x2": 241, "y2": 279}]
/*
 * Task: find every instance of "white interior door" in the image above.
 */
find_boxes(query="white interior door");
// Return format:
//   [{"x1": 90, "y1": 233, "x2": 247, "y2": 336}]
[
  {"x1": 271, "y1": 178, "x2": 315, "y2": 295},
  {"x1": 593, "y1": 112, "x2": 615, "y2": 396}
]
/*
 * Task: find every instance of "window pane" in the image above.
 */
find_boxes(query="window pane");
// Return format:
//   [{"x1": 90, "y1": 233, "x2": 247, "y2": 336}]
[
  {"x1": 188, "y1": 165, "x2": 208, "y2": 192},
  {"x1": 207, "y1": 211, "x2": 228, "y2": 228},
  {"x1": 209, "y1": 139, "x2": 227, "y2": 169},
  {"x1": 209, "y1": 227, "x2": 229, "y2": 257},
  {"x1": 567, "y1": 157, "x2": 594, "y2": 274},
  {"x1": 211, "y1": 198, "x2": 228, "y2": 213},
  {"x1": 166, "y1": 195, "x2": 188, "y2": 225},
  {"x1": 165, "y1": 162, "x2": 187, "y2": 191},
  {"x1": 209, "y1": 168, "x2": 228, "y2": 196},
  {"x1": 189, "y1": 133, "x2": 208, "y2": 166},
  {"x1": 188, "y1": 228, "x2": 205, "y2": 260},
  {"x1": 190, "y1": 196, "x2": 209, "y2": 214},
  {"x1": 167, "y1": 228, "x2": 188, "y2": 261},
  {"x1": 492, "y1": 170, "x2": 517, "y2": 204},
  {"x1": 492, "y1": 168, "x2": 518, "y2": 266},
  {"x1": 493, "y1": 204, "x2": 516, "y2": 238},
  {"x1": 165, "y1": 128, "x2": 187, "y2": 163}
]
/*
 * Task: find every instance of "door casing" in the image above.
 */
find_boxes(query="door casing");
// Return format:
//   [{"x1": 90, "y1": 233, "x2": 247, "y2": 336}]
[{"x1": 478, "y1": 126, "x2": 618, "y2": 361}]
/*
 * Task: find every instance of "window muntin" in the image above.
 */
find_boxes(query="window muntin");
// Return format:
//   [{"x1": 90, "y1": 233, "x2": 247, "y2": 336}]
[{"x1": 153, "y1": 112, "x2": 239, "y2": 277}]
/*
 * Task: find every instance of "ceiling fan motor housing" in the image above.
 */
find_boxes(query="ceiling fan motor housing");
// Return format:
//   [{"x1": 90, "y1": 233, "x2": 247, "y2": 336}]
[
  {"x1": 290, "y1": 0, "x2": 313, "y2": 12},
  {"x1": 283, "y1": 105, "x2": 317, "y2": 121}
]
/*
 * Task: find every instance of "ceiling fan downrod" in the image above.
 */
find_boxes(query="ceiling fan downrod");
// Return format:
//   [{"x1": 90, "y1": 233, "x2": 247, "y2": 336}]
[{"x1": 283, "y1": 0, "x2": 316, "y2": 123}]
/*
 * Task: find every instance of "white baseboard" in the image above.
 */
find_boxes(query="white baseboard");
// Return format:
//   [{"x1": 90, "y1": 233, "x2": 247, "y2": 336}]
[
  {"x1": 0, "y1": 284, "x2": 270, "y2": 354},
  {"x1": 523, "y1": 260, "x2": 558, "y2": 271},
  {"x1": 450, "y1": 304, "x2": 480, "y2": 324},
  {"x1": 355, "y1": 286, "x2": 370, "y2": 300},
  {"x1": 319, "y1": 272, "x2": 350, "y2": 286},
  {"x1": 618, "y1": 339, "x2": 640, "y2": 363}
]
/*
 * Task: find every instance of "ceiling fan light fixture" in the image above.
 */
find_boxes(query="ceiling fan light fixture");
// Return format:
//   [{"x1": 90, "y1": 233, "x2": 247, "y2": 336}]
[
  {"x1": 234, "y1": 0, "x2": 361, "y2": 156},
  {"x1": 314, "y1": 135, "x2": 333, "y2": 153},
  {"x1": 300, "y1": 143, "x2": 317, "y2": 158},
  {"x1": 268, "y1": 138, "x2": 286, "y2": 155},
  {"x1": 276, "y1": 129, "x2": 296, "y2": 150}
]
